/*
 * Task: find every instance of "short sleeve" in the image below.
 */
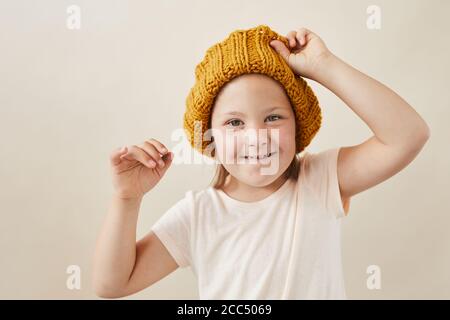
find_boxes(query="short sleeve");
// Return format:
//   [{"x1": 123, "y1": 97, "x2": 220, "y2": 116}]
[
  {"x1": 151, "y1": 191, "x2": 193, "y2": 268},
  {"x1": 302, "y1": 147, "x2": 351, "y2": 219}
]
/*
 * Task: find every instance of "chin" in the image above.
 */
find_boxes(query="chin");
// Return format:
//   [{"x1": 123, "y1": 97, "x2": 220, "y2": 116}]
[{"x1": 239, "y1": 171, "x2": 281, "y2": 187}]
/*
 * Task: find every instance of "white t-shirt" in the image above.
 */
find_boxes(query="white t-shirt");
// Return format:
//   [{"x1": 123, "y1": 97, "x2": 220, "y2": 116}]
[{"x1": 151, "y1": 147, "x2": 351, "y2": 299}]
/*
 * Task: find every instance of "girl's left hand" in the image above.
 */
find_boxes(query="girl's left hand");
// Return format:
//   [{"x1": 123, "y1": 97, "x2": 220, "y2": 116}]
[{"x1": 270, "y1": 27, "x2": 333, "y2": 81}]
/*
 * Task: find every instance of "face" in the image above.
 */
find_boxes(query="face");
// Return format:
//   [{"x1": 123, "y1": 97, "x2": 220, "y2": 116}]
[{"x1": 210, "y1": 73, "x2": 297, "y2": 188}]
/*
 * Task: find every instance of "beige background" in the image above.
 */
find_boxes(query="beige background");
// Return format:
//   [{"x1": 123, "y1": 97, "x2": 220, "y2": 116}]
[{"x1": 0, "y1": 0, "x2": 448, "y2": 299}]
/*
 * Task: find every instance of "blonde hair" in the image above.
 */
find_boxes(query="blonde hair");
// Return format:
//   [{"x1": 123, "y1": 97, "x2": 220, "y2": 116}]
[{"x1": 209, "y1": 153, "x2": 301, "y2": 189}]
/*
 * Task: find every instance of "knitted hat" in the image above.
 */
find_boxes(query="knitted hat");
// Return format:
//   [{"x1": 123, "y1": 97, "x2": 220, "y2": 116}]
[{"x1": 183, "y1": 24, "x2": 322, "y2": 157}]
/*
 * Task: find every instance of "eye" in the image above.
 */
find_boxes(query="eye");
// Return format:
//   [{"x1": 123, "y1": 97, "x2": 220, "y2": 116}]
[
  {"x1": 266, "y1": 114, "x2": 282, "y2": 122},
  {"x1": 226, "y1": 119, "x2": 243, "y2": 127}
]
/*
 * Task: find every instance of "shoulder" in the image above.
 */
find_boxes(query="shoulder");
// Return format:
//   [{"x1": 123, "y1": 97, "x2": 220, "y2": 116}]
[
  {"x1": 300, "y1": 147, "x2": 350, "y2": 217},
  {"x1": 300, "y1": 147, "x2": 340, "y2": 180},
  {"x1": 173, "y1": 187, "x2": 215, "y2": 213}
]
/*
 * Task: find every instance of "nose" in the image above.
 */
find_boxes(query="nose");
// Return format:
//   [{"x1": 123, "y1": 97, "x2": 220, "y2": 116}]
[
  {"x1": 242, "y1": 127, "x2": 270, "y2": 154},
  {"x1": 245, "y1": 130, "x2": 267, "y2": 146}
]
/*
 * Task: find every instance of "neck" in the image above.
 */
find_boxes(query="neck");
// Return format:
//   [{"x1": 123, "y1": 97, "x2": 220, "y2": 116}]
[{"x1": 222, "y1": 170, "x2": 290, "y2": 203}]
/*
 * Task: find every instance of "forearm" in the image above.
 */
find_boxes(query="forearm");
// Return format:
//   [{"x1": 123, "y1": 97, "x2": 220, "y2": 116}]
[
  {"x1": 93, "y1": 195, "x2": 142, "y2": 294},
  {"x1": 315, "y1": 53, "x2": 430, "y2": 147}
]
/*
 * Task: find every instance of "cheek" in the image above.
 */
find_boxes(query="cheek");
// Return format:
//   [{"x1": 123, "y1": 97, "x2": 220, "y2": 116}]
[
  {"x1": 279, "y1": 127, "x2": 296, "y2": 149},
  {"x1": 275, "y1": 121, "x2": 296, "y2": 156},
  {"x1": 265, "y1": 123, "x2": 294, "y2": 152},
  {"x1": 224, "y1": 134, "x2": 237, "y2": 161},
  {"x1": 213, "y1": 129, "x2": 238, "y2": 162}
]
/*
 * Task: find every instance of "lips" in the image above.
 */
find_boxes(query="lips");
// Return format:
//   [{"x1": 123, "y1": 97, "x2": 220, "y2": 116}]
[{"x1": 242, "y1": 152, "x2": 276, "y2": 160}]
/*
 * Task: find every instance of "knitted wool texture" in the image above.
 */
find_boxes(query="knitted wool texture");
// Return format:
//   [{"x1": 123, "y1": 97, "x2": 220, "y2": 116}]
[{"x1": 183, "y1": 24, "x2": 322, "y2": 157}]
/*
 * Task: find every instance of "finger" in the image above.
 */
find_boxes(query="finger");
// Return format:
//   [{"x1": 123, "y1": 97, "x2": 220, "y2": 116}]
[
  {"x1": 286, "y1": 30, "x2": 297, "y2": 48},
  {"x1": 269, "y1": 39, "x2": 290, "y2": 60},
  {"x1": 120, "y1": 145, "x2": 156, "y2": 169},
  {"x1": 161, "y1": 150, "x2": 174, "y2": 164},
  {"x1": 141, "y1": 141, "x2": 166, "y2": 168},
  {"x1": 146, "y1": 138, "x2": 168, "y2": 155},
  {"x1": 158, "y1": 151, "x2": 174, "y2": 174},
  {"x1": 110, "y1": 146, "x2": 128, "y2": 166},
  {"x1": 295, "y1": 27, "x2": 310, "y2": 46},
  {"x1": 269, "y1": 39, "x2": 291, "y2": 61}
]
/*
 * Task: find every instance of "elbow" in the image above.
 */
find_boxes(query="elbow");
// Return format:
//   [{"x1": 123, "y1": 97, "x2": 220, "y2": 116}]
[
  {"x1": 416, "y1": 120, "x2": 431, "y2": 146},
  {"x1": 403, "y1": 120, "x2": 431, "y2": 154},
  {"x1": 93, "y1": 282, "x2": 126, "y2": 299},
  {"x1": 92, "y1": 272, "x2": 128, "y2": 299},
  {"x1": 422, "y1": 122, "x2": 431, "y2": 142}
]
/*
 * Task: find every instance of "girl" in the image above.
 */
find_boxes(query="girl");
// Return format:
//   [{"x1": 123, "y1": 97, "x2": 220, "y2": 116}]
[{"x1": 93, "y1": 25, "x2": 430, "y2": 299}]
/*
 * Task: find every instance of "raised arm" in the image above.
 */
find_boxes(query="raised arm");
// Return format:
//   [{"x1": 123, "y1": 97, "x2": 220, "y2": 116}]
[
  {"x1": 270, "y1": 27, "x2": 430, "y2": 200},
  {"x1": 316, "y1": 53, "x2": 430, "y2": 199}
]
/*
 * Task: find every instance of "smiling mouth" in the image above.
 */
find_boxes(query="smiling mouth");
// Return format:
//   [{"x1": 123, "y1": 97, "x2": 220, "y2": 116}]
[{"x1": 242, "y1": 152, "x2": 276, "y2": 160}]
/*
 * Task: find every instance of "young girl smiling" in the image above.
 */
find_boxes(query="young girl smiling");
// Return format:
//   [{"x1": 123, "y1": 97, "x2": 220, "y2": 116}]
[{"x1": 93, "y1": 25, "x2": 430, "y2": 299}]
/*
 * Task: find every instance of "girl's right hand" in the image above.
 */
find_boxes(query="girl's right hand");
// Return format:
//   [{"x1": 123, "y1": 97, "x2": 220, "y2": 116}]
[{"x1": 109, "y1": 139, "x2": 174, "y2": 199}]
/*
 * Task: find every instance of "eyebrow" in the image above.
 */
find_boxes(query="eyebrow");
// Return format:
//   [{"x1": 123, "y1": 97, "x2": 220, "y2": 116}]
[{"x1": 222, "y1": 106, "x2": 285, "y2": 117}]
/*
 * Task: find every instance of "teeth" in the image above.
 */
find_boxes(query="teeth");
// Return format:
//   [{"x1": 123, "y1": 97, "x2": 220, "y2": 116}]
[{"x1": 244, "y1": 152, "x2": 272, "y2": 160}]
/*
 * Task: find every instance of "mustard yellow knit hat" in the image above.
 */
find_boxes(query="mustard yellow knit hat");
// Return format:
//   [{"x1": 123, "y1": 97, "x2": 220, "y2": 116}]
[{"x1": 183, "y1": 24, "x2": 322, "y2": 157}]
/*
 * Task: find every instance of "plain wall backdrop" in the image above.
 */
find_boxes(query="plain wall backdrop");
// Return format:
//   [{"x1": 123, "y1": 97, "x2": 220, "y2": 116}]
[{"x1": 0, "y1": 0, "x2": 448, "y2": 299}]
